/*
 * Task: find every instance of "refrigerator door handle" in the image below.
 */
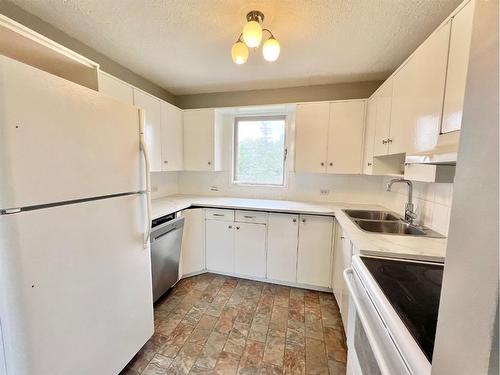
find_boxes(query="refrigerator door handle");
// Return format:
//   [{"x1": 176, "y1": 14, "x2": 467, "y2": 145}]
[{"x1": 139, "y1": 108, "x2": 152, "y2": 249}]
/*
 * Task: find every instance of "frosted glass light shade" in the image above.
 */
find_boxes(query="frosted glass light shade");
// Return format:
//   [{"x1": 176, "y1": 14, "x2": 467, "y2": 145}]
[
  {"x1": 242, "y1": 20, "x2": 262, "y2": 48},
  {"x1": 262, "y1": 37, "x2": 280, "y2": 62},
  {"x1": 231, "y1": 41, "x2": 249, "y2": 64}
]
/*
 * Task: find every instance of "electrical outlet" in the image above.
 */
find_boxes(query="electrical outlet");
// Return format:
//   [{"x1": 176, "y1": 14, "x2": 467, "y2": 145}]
[
  {"x1": 320, "y1": 189, "x2": 330, "y2": 196},
  {"x1": 209, "y1": 186, "x2": 219, "y2": 192}
]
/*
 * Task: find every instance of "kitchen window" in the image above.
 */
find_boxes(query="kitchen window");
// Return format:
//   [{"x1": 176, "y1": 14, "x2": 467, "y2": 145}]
[{"x1": 233, "y1": 116, "x2": 287, "y2": 186}]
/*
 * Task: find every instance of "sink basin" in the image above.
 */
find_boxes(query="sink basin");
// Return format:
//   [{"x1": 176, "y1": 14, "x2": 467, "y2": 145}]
[
  {"x1": 353, "y1": 219, "x2": 445, "y2": 238},
  {"x1": 355, "y1": 220, "x2": 426, "y2": 235},
  {"x1": 344, "y1": 209, "x2": 400, "y2": 221}
]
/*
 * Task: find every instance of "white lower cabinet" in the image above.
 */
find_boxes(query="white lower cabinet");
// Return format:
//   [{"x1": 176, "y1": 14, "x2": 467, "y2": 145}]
[
  {"x1": 297, "y1": 215, "x2": 334, "y2": 288},
  {"x1": 267, "y1": 213, "x2": 299, "y2": 283},
  {"x1": 202, "y1": 209, "x2": 334, "y2": 289},
  {"x1": 180, "y1": 209, "x2": 205, "y2": 276},
  {"x1": 205, "y1": 219, "x2": 234, "y2": 274},
  {"x1": 234, "y1": 222, "x2": 266, "y2": 278}
]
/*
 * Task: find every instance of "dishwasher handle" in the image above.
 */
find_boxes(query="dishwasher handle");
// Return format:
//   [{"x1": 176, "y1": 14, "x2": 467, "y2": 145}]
[{"x1": 150, "y1": 217, "x2": 184, "y2": 244}]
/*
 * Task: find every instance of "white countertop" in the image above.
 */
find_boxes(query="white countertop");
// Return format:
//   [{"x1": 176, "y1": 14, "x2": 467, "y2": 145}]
[{"x1": 152, "y1": 194, "x2": 447, "y2": 262}]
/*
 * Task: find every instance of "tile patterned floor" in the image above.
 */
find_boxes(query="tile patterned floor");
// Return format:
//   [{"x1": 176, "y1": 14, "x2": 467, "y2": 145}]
[{"x1": 120, "y1": 273, "x2": 347, "y2": 375}]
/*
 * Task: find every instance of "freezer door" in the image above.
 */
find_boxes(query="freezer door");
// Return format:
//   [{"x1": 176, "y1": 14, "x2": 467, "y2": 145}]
[
  {"x1": 0, "y1": 55, "x2": 144, "y2": 210},
  {"x1": 0, "y1": 194, "x2": 153, "y2": 375}
]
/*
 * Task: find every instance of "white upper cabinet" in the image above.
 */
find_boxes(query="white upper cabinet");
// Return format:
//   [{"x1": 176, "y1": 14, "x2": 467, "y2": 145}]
[
  {"x1": 98, "y1": 72, "x2": 134, "y2": 105},
  {"x1": 161, "y1": 102, "x2": 183, "y2": 171},
  {"x1": 327, "y1": 101, "x2": 366, "y2": 174},
  {"x1": 296, "y1": 215, "x2": 333, "y2": 288},
  {"x1": 133, "y1": 89, "x2": 162, "y2": 172},
  {"x1": 294, "y1": 103, "x2": 330, "y2": 173},
  {"x1": 373, "y1": 79, "x2": 394, "y2": 156},
  {"x1": 391, "y1": 21, "x2": 452, "y2": 154},
  {"x1": 183, "y1": 109, "x2": 222, "y2": 171},
  {"x1": 442, "y1": 0, "x2": 475, "y2": 133},
  {"x1": 295, "y1": 101, "x2": 365, "y2": 174},
  {"x1": 363, "y1": 97, "x2": 377, "y2": 174}
]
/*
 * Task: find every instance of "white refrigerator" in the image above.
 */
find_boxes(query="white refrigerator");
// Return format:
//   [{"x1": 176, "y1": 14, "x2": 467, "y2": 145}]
[{"x1": 0, "y1": 55, "x2": 154, "y2": 375}]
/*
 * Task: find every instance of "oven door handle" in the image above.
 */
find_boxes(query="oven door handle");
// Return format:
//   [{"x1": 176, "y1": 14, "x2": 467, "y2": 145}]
[{"x1": 343, "y1": 268, "x2": 393, "y2": 375}]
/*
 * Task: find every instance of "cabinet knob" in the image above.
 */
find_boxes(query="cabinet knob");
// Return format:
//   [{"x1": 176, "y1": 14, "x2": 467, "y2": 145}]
[
  {"x1": 340, "y1": 236, "x2": 345, "y2": 239},
  {"x1": 164, "y1": 160, "x2": 168, "y2": 164},
  {"x1": 382, "y1": 139, "x2": 388, "y2": 144},
  {"x1": 228, "y1": 225, "x2": 232, "y2": 229},
  {"x1": 329, "y1": 162, "x2": 333, "y2": 166},
  {"x1": 367, "y1": 162, "x2": 372, "y2": 166},
  {"x1": 321, "y1": 162, "x2": 325, "y2": 166},
  {"x1": 388, "y1": 139, "x2": 393, "y2": 143},
  {"x1": 293, "y1": 218, "x2": 297, "y2": 223},
  {"x1": 208, "y1": 161, "x2": 211, "y2": 165},
  {"x1": 302, "y1": 218, "x2": 306, "y2": 223},
  {"x1": 236, "y1": 226, "x2": 240, "y2": 230}
]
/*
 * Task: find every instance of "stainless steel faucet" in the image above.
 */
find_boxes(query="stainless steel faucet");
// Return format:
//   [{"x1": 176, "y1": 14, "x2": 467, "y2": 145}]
[{"x1": 386, "y1": 178, "x2": 417, "y2": 224}]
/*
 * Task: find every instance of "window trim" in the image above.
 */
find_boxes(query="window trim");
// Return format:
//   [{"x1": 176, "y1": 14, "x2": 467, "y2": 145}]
[{"x1": 232, "y1": 115, "x2": 288, "y2": 187}]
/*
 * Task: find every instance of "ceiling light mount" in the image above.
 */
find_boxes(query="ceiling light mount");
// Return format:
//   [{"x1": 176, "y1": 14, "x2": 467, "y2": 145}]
[
  {"x1": 231, "y1": 10, "x2": 280, "y2": 64},
  {"x1": 246, "y1": 10, "x2": 265, "y2": 24}
]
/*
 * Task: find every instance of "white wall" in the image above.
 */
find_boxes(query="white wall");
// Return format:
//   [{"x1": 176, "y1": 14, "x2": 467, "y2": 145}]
[{"x1": 431, "y1": 0, "x2": 499, "y2": 372}]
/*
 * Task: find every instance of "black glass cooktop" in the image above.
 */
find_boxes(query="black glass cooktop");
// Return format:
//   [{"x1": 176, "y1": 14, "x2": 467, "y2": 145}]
[{"x1": 361, "y1": 256, "x2": 444, "y2": 363}]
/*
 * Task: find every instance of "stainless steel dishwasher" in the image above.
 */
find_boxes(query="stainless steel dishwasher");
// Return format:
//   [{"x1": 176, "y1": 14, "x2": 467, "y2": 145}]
[{"x1": 150, "y1": 213, "x2": 184, "y2": 303}]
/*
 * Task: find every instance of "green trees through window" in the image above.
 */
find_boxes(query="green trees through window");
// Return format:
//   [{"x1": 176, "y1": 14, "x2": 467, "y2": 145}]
[{"x1": 234, "y1": 117, "x2": 286, "y2": 185}]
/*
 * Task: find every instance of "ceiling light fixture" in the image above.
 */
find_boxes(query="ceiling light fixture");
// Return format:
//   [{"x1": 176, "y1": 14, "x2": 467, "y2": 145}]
[{"x1": 231, "y1": 10, "x2": 280, "y2": 64}]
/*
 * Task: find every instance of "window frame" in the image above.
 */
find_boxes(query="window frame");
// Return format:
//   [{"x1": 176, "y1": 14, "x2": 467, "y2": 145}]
[{"x1": 232, "y1": 115, "x2": 288, "y2": 187}]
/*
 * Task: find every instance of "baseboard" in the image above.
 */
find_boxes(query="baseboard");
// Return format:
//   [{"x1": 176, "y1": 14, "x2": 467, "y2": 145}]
[{"x1": 182, "y1": 269, "x2": 333, "y2": 293}]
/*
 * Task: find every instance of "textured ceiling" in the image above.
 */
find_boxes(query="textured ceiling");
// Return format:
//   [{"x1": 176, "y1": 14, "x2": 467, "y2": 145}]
[{"x1": 7, "y1": 0, "x2": 462, "y2": 95}]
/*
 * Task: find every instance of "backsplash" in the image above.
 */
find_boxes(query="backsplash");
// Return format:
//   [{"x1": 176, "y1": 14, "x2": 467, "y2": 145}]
[
  {"x1": 151, "y1": 172, "x2": 179, "y2": 199},
  {"x1": 177, "y1": 171, "x2": 384, "y2": 204},
  {"x1": 381, "y1": 177, "x2": 453, "y2": 236},
  {"x1": 152, "y1": 171, "x2": 453, "y2": 236}
]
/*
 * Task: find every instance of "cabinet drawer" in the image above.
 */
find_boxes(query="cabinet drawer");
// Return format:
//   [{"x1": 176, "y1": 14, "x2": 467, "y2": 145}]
[
  {"x1": 235, "y1": 210, "x2": 268, "y2": 224},
  {"x1": 205, "y1": 209, "x2": 234, "y2": 222}
]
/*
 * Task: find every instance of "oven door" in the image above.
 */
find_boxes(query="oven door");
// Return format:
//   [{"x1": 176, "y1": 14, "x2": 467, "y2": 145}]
[{"x1": 344, "y1": 268, "x2": 411, "y2": 375}]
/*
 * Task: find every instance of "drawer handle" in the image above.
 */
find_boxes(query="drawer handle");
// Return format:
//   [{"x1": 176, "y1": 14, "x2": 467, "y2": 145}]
[
  {"x1": 243, "y1": 215, "x2": 255, "y2": 219},
  {"x1": 213, "y1": 213, "x2": 225, "y2": 217}
]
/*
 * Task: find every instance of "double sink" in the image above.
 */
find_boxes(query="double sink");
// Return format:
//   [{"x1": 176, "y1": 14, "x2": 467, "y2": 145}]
[{"x1": 344, "y1": 209, "x2": 445, "y2": 238}]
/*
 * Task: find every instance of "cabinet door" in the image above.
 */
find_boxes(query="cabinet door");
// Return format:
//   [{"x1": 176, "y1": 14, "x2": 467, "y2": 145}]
[
  {"x1": 363, "y1": 97, "x2": 377, "y2": 174},
  {"x1": 161, "y1": 102, "x2": 183, "y2": 171},
  {"x1": 134, "y1": 89, "x2": 162, "y2": 171},
  {"x1": 327, "y1": 101, "x2": 365, "y2": 174},
  {"x1": 180, "y1": 209, "x2": 205, "y2": 276},
  {"x1": 340, "y1": 234, "x2": 353, "y2": 330},
  {"x1": 391, "y1": 21, "x2": 451, "y2": 154},
  {"x1": 442, "y1": 0, "x2": 475, "y2": 133},
  {"x1": 332, "y1": 221, "x2": 345, "y2": 307},
  {"x1": 294, "y1": 103, "x2": 330, "y2": 173},
  {"x1": 206, "y1": 219, "x2": 234, "y2": 273},
  {"x1": 297, "y1": 215, "x2": 333, "y2": 288},
  {"x1": 267, "y1": 213, "x2": 299, "y2": 283},
  {"x1": 98, "y1": 72, "x2": 134, "y2": 104},
  {"x1": 373, "y1": 79, "x2": 393, "y2": 156},
  {"x1": 234, "y1": 222, "x2": 266, "y2": 278},
  {"x1": 183, "y1": 109, "x2": 214, "y2": 171}
]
